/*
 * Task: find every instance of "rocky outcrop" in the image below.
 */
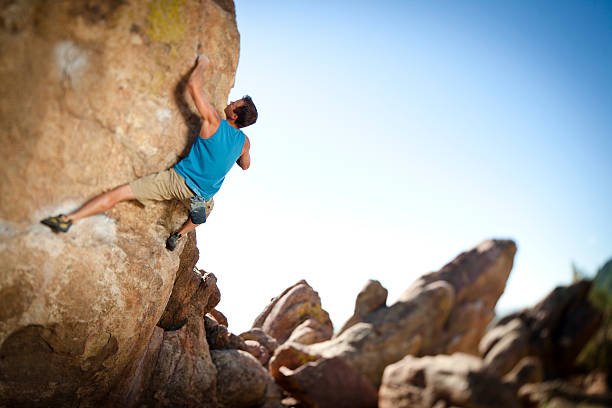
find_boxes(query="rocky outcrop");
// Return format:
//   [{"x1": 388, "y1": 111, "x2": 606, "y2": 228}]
[
  {"x1": 480, "y1": 280, "x2": 603, "y2": 378},
  {"x1": 336, "y1": 279, "x2": 387, "y2": 336},
  {"x1": 379, "y1": 353, "x2": 521, "y2": 408},
  {"x1": 0, "y1": 0, "x2": 239, "y2": 406},
  {"x1": 252, "y1": 280, "x2": 333, "y2": 346},
  {"x1": 114, "y1": 318, "x2": 218, "y2": 408},
  {"x1": 270, "y1": 240, "x2": 516, "y2": 406},
  {"x1": 158, "y1": 234, "x2": 221, "y2": 330}
]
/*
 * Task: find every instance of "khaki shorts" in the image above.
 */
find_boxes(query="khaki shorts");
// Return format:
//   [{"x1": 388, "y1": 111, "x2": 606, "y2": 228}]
[{"x1": 129, "y1": 169, "x2": 214, "y2": 218}]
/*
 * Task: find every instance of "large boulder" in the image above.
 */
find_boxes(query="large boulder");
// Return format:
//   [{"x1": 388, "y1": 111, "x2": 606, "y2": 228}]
[
  {"x1": 480, "y1": 280, "x2": 603, "y2": 378},
  {"x1": 379, "y1": 353, "x2": 521, "y2": 408},
  {"x1": 211, "y1": 349, "x2": 283, "y2": 408},
  {"x1": 270, "y1": 240, "x2": 516, "y2": 406},
  {"x1": 0, "y1": 0, "x2": 239, "y2": 406},
  {"x1": 276, "y1": 357, "x2": 378, "y2": 408},
  {"x1": 252, "y1": 280, "x2": 334, "y2": 346}
]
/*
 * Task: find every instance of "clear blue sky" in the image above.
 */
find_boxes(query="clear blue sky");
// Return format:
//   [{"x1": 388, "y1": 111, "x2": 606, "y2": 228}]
[{"x1": 197, "y1": 0, "x2": 612, "y2": 333}]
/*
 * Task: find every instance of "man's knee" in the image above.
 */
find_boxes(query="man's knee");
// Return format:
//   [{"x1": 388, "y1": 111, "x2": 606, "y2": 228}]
[{"x1": 109, "y1": 184, "x2": 136, "y2": 204}]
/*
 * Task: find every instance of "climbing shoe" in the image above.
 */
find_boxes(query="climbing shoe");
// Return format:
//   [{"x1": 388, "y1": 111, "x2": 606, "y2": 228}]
[
  {"x1": 166, "y1": 232, "x2": 182, "y2": 251},
  {"x1": 41, "y1": 214, "x2": 72, "y2": 233}
]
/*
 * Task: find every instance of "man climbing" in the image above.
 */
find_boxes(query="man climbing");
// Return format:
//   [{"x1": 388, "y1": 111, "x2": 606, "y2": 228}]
[{"x1": 41, "y1": 55, "x2": 257, "y2": 251}]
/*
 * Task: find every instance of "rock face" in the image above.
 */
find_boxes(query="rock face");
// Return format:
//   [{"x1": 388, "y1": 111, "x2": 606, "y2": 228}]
[
  {"x1": 270, "y1": 240, "x2": 516, "y2": 407},
  {"x1": 480, "y1": 280, "x2": 603, "y2": 379},
  {"x1": 115, "y1": 318, "x2": 218, "y2": 408},
  {"x1": 0, "y1": 1, "x2": 239, "y2": 406}
]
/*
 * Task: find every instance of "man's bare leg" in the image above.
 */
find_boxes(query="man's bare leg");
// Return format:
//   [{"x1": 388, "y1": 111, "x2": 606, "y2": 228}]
[
  {"x1": 42, "y1": 184, "x2": 136, "y2": 233},
  {"x1": 66, "y1": 184, "x2": 136, "y2": 221},
  {"x1": 176, "y1": 218, "x2": 198, "y2": 236}
]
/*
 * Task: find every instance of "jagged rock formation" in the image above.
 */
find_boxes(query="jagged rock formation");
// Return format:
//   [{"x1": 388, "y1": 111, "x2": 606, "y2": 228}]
[
  {"x1": 336, "y1": 279, "x2": 387, "y2": 336},
  {"x1": 269, "y1": 239, "x2": 517, "y2": 407},
  {"x1": 252, "y1": 280, "x2": 334, "y2": 346},
  {"x1": 376, "y1": 276, "x2": 607, "y2": 408},
  {"x1": 237, "y1": 280, "x2": 333, "y2": 368},
  {"x1": 0, "y1": 0, "x2": 241, "y2": 406},
  {"x1": 379, "y1": 353, "x2": 521, "y2": 408},
  {"x1": 158, "y1": 234, "x2": 221, "y2": 331},
  {"x1": 480, "y1": 280, "x2": 603, "y2": 378}
]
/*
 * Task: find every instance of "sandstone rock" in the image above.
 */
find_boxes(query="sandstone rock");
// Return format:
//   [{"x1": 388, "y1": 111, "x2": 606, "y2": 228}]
[
  {"x1": 285, "y1": 317, "x2": 332, "y2": 344},
  {"x1": 481, "y1": 280, "x2": 603, "y2": 378},
  {"x1": 114, "y1": 318, "x2": 217, "y2": 407},
  {"x1": 403, "y1": 239, "x2": 517, "y2": 355},
  {"x1": 269, "y1": 240, "x2": 516, "y2": 406},
  {"x1": 276, "y1": 357, "x2": 378, "y2": 408},
  {"x1": 158, "y1": 239, "x2": 221, "y2": 329},
  {"x1": 205, "y1": 315, "x2": 247, "y2": 350},
  {"x1": 0, "y1": 0, "x2": 239, "y2": 405},
  {"x1": 252, "y1": 280, "x2": 333, "y2": 345},
  {"x1": 379, "y1": 353, "x2": 521, "y2": 408},
  {"x1": 212, "y1": 349, "x2": 282, "y2": 408},
  {"x1": 337, "y1": 279, "x2": 388, "y2": 335}
]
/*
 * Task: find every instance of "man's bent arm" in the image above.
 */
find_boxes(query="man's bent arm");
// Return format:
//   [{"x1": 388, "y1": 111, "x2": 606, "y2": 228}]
[
  {"x1": 237, "y1": 136, "x2": 251, "y2": 170},
  {"x1": 188, "y1": 56, "x2": 220, "y2": 133}
]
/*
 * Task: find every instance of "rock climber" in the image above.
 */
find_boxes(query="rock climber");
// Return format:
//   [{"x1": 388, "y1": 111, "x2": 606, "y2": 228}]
[{"x1": 41, "y1": 55, "x2": 257, "y2": 251}]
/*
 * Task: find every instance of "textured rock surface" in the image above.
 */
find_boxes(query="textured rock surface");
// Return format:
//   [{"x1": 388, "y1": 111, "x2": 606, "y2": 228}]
[
  {"x1": 276, "y1": 357, "x2": 378, "y2": 408},
  {"x1": 113, "y1": 318, "x2": 217, "y2": 407},
  {"x1": 379, "y1": 353, "x2": 521, "y2": 408},
  {"x1": 158, "y1": 262, "x2": 221, "y2": 330},
  {"x1": 0, "y1": 0, "x2": 239, "y2": 406},
  {"x1": 252, "y1": 280, "x2": 333, "y2": 345},
  {"x1": 212, "y1": 349, "x2": 283, "y2": 408},
  {"x1": 270, "y1": 240, "x2": 516, "y2": 406},
  {"x1": 481, "y1": 280, "x2": 603, "y2": 378}
]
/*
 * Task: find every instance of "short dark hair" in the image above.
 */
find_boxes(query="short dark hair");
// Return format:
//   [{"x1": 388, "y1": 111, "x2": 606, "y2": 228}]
[{"x1": 234, "y1": 95, "x2": 258, "y2": 128}]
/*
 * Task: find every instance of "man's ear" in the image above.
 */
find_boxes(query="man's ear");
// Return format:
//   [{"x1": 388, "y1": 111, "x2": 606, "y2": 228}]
[{"x1": 228, "y1": 110, "x2": 237, "y2": 120}]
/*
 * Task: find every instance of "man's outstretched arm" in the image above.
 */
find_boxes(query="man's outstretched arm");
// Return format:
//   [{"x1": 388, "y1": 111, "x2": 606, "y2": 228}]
[
  {"x1": 187, "y1": 55, "x2": 220, "y2": 136},
  {"x1": 237, "y1": 136, "x2": 251, "y2": 170}
]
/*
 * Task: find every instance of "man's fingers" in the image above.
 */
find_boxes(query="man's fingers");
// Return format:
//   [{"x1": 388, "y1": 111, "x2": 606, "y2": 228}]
[{"x1": 196, "y1": 53, "x2": 210, "y2": 65}]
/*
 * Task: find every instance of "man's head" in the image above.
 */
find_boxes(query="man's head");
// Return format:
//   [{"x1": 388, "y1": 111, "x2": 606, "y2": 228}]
[{"x1": 225, "y1": 95, "x2": 258, "y2": 128}]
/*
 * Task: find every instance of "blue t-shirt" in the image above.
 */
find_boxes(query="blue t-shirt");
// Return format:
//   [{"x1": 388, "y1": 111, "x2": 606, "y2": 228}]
[{"x1": 174, "y1": 120, "x2": 246, "y2": 200}]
